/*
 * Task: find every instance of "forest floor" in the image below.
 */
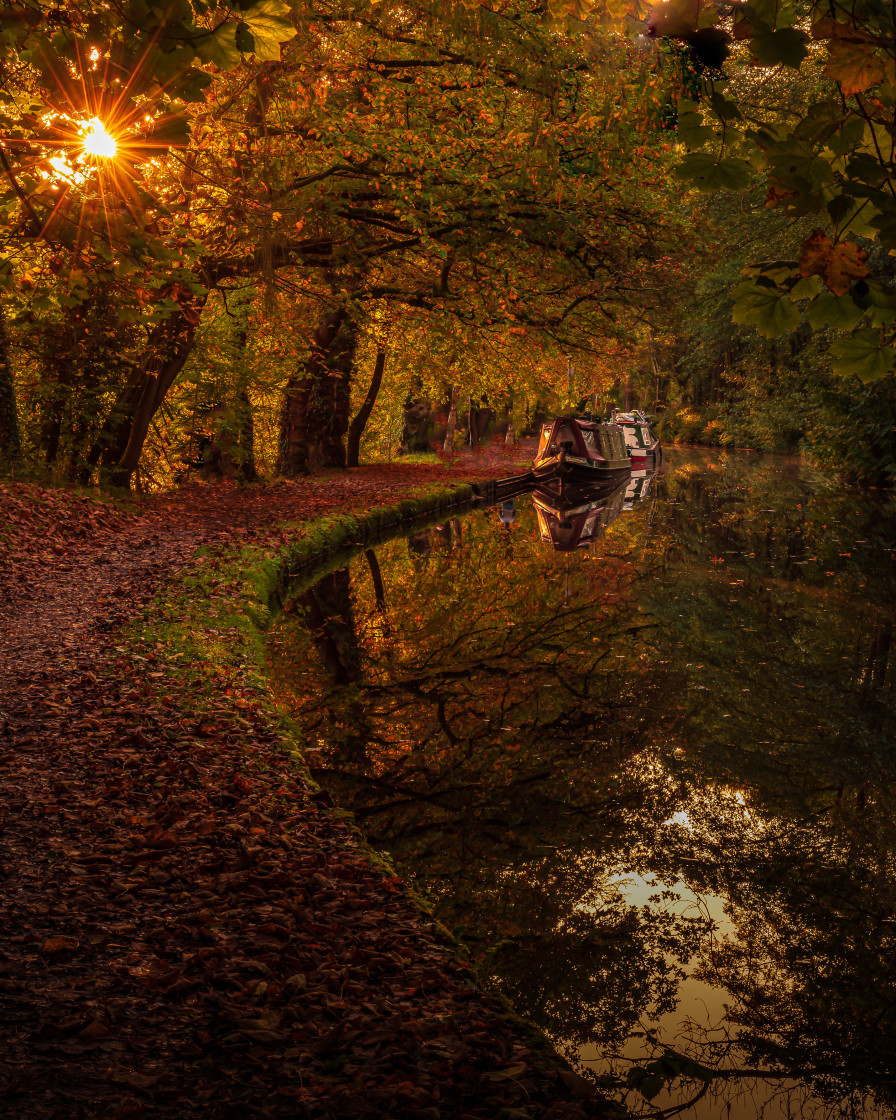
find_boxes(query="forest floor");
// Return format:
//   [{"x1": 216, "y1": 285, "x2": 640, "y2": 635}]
[{"x1": 0, "y1": 446, "x2": 615, "y2": 1120}]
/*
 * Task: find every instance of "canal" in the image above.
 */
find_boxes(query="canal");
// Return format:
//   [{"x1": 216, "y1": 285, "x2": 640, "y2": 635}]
[{"x1": 268, "y1": 449, "x2": 896, "y2": 1119}]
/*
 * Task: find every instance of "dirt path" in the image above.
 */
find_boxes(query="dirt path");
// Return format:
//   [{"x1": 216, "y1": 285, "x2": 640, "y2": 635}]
[{"x1": 0, "y1": 464, "x2": 609, "y2": 1120}]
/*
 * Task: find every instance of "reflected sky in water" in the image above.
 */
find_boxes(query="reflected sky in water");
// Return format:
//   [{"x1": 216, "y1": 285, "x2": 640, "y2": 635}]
[{"x1": 268, "y1": 450, "x2": 896, "y2": 1120}]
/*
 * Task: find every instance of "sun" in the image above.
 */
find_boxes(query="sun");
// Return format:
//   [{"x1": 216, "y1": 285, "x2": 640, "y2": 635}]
[{"x1": 80, "y1": 117, "x2": 117, "y2": 160}]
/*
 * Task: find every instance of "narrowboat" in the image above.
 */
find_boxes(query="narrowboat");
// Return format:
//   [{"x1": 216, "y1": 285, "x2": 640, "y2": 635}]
[
  {"x1": 610, "y1": 409, "x2": 662, "y2": 469},
  {"x1": 532, "y1": 416, "x2": 631, "y2": 491}
]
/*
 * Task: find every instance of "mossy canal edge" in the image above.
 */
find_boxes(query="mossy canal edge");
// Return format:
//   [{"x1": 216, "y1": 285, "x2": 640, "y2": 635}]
[{"x1": 119, "y1": 480, "x2": 617, "y2": 1107}]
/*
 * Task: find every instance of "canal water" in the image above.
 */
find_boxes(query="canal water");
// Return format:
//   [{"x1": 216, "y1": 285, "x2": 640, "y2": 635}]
[{"x1": 267, "y1": 449, "x2": 896, "y2": 1119}]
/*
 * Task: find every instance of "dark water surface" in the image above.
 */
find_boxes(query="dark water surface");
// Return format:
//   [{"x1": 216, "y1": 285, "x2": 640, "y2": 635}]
[{"x1": 268, "y1": 450, "x2": 896, "y2": 1119}]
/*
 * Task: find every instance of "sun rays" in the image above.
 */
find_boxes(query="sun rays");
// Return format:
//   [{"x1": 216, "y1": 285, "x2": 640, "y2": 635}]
[{"x1": 80, "y1": 117, "x2": 117, "y2": 161}]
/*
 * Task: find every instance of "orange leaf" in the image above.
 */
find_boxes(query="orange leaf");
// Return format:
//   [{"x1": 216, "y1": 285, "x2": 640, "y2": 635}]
[
  {"x1": 42, "y1": 935, "x2": 79, "y2": 953},
  {"x1": 825, "y1": 241, "x2": 870, "y2": 296},
  {"x1": 798, "y1": 230, "x2": 869, "y2": 295},
  {"x1": 799, "y1": 229, "x2": 833, "y2": 279},
  {"x1": 823, "y1": 39, "x2": 890, "y2": 97}
]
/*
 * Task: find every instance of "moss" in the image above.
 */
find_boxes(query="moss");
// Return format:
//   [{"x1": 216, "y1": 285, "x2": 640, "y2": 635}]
[{"x1": 126, "y1": 481, "x2": 478, "y2": 784}]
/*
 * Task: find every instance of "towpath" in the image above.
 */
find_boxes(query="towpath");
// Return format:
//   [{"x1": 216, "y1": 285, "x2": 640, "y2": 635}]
[{"x1": 0, "y1": 458, "x2": 608, "y2": 1120}]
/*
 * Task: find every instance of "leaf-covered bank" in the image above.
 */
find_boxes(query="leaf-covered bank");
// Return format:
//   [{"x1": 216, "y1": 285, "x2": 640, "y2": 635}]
[{"x1": 0, "y1": 470, "x2": 615, "y2": 1120}]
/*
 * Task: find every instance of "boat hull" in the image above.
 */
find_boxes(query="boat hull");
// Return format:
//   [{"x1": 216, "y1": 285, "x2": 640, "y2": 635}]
[
  {"x1": 628, "y1": 447, "x2": 661, "y2": 470},
  {"x1": 533, "y1": 450, "x2": 631, "y2": 496}
]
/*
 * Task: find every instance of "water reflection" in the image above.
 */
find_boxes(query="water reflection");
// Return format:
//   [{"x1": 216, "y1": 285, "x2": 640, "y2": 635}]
[{"x1": 268, "y1": 450, "x2": 896, "y2": 1119}]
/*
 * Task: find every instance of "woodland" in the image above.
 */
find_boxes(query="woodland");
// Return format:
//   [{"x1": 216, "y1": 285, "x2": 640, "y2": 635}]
[
  {"x1": 1, "y1": 0, "x2": 896, "y2": 488},
  {"x1": 2, "y1": 1, "x2": 896, "y2": 1119}
]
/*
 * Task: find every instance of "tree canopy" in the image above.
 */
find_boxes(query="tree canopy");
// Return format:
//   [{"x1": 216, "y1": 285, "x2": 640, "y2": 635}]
[{"x1": 1, "y1": 0, "x2": 895, "y2": 487}]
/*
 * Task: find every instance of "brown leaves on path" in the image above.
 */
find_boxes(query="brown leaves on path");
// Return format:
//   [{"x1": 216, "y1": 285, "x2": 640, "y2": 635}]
[{"x1": 0, "y1": 456, "x2": 608, "y2": 1120}]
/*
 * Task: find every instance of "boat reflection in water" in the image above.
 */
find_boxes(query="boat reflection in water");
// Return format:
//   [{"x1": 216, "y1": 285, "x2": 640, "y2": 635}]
[{"x1": 532, "y1": 469, "x2": 657, "y2": 551}]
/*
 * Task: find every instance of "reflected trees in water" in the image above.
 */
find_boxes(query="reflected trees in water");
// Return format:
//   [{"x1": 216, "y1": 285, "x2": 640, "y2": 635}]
[{"x1": 268, "y1": 455, "x2": 896, "y2": 1119}]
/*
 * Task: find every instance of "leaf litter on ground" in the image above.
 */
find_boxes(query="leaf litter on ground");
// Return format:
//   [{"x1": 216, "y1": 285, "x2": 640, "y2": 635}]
[{"x1": 0, "y1": 454, "x2": 614, "y2": 1119}]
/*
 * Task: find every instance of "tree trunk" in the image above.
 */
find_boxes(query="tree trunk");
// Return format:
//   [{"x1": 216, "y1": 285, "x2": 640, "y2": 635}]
[
  {"x1": 365, "y1": 548, "x2": 387, "y2": 612},
  {"x1": 468, "y1": 396, "x2": 479, "y2": 450},
  {"x1": 231, "y1": 316, "x2": 258, "y2": 483},
  {"x1": 298, "y1": 567, "x2": 371, "y2": 766},
  {"x1": 443, "y1": 385, "x2": 458, "y2": 453},
  {"x1": 86, "y1": 305, "x2": 202, "y2": 489},
  {"x1": 862, "y1": 621, "x2": 892, "y2": 692},
  {"x1": 346, "y1": 347, "x2": 386, "y2": 468},
  {"x1": 504, "y1": 388, "x2": 514, "y2": 447},
  {"x1": 0, "y1": 305, "x2": 20, "y2": 463},
  {"x1": 278, "y1": 307, "x2": 358, "y2": 476},
  {"x1": 39, "y1": 334, "x2": 71, "y2": 467},
  {"x1": 623, "y1": 375, "x2": 634, "y2": 412},
  {"x1": 235, "y1": 387, "x2": 258, "y2": 483}
]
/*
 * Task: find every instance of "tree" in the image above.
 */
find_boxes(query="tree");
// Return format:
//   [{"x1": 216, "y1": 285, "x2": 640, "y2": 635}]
[
  {"x1": 1, "y1": 1, "x2": 719, "y2": 486},
  {"x1": 0, "y1": 302, "x2": 19, "y2": 462},
  {"x1": 0, "y1": 0, "x2": 298, "y2": 485},
  {"x1": 636, "y1": 0, "x2": 896, "y2": 383}
]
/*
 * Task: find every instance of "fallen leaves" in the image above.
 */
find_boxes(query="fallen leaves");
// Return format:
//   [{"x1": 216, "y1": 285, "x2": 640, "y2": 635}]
[
  {"x1": 0, "y1": 460, "x2": 605, "y2": 1120},
  {"x1": 41, "y1": 935, "x2": 80, "y2": 953}
]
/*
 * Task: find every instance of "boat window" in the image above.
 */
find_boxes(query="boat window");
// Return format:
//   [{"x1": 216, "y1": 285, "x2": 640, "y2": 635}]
[{"x1": 537, "y1": 428, "x2": 552, "y2": 458}]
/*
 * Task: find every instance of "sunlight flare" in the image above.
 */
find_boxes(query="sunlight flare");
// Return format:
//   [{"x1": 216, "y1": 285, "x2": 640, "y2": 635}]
[{"x1": 80, "y1": 118, "x2": 117, "y2": 160}]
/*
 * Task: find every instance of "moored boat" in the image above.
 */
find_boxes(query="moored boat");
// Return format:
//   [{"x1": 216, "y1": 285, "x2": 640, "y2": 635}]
[
  {"x1": 532, "y1": 416, "x2": 631, "y2": 492},
  {"x1": 610, "y1": 408, "x2": 661, "y2": 469}
]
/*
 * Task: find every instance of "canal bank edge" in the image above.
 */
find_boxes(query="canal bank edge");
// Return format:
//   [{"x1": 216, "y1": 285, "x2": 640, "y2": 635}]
[{"x1": 122, "y1": 480, "x2": 625, "y2": 1118}]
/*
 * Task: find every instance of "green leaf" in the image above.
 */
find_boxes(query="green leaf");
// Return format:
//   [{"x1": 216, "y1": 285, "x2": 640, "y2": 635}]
[
  {"x1": 750, "y1": 24, "x2": 809, "y2": 68},
  {"x1": 869, "y1": 209, "x2": 896, "y2": 250},
  {"x1": 676, "y1": 102, "x2": 716, "y2": 147},
  {"x1": 674, "y1": 153, "x2": 752, "y2": 192},
  {"x1": 794, "y1": 99, "x2": 842, "y2": 142},
  {"x1": 830, "y1": 330, "x2": 896, "y2": 382},
  {"x1": 709, "y1": 89, "x2": 741, "y2": 123},
  {"x1": 731, "y1": 279, "x2": 801, "y2": 337},
  {"x1": 235, "y1": 22, "x2": 255, "y2": 53},
  {"x1": 789, "y1": 274, "x2": 824, "y2": 300},
  {"x1": 861, "y1": 280, "x2": 896, "y2": 326},
  {"x1": 749, "y1": 0, "x2": 798, "y2": 28},
  {"x1": 240, "y1": 0, "x2": 297, "y2": 61},
  {"x1": 807, "y1": 292, "x2": 865, "y2": 331},
  {"x1": 826, "y1": 114, "x2": 867, "y2": 156},
  {"x1": 178, "y1": 67, "x2": 214, "y2": 102},
  {"x1": 195, "y1": 19, "x2": 242, "y2": 69},
  {"x1": 678, "y1": 120, "x2": 716, "y2": 148}
]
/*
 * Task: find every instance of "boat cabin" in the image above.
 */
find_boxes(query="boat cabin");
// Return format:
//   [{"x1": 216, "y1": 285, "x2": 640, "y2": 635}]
[
  {"x1": 536, "y1": 417, "x2": 628, "y2": 465},
  {"x1": 537, "y1": 418, "x2": 602, "y2": 464}
]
